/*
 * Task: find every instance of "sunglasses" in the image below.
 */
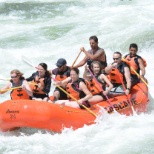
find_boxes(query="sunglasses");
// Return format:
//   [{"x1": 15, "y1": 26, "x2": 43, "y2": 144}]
[
  {"x1": 11, "y1": 75, "x2": 18, "y2": 79},
  {"x1": 113, "y1": 57, "x2": 120, "y2": 60}
]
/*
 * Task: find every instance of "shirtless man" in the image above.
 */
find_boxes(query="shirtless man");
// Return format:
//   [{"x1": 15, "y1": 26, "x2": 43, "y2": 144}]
[{"x1": 74, "y1": 36, "x2": 107, "y2": 70}]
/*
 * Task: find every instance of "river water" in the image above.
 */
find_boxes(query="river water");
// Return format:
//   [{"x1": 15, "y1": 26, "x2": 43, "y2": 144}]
[{"x1": 0, "y1": 0, "x2": 154, "y2": 153}]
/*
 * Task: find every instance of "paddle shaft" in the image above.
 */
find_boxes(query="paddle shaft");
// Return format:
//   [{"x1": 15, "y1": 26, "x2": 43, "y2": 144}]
[
  {"x1": 22, "y1": 56, "x2": 38, "y2": 69},
  {"x1": 0, "y1": 79, "x2": 10, "y2": 81},
  {"x1": 0, "y1": 86, "x2": 22, "y2": 92},
  {"x1": 71, "y1": 50, "x2": 82, "y2": 68}
]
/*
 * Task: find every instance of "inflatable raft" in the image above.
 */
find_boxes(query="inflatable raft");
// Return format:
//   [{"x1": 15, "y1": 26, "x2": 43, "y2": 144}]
[{"x1": 0, "y1": 82, "x2": 149, "y2": 132}]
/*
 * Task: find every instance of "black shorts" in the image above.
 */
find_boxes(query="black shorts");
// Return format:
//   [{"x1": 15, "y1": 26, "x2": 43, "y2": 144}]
[
  {"x1": 131, "y1": 75, "x2": 140, "y2": 87},
  {"x1": 100, "y1": 92, "x2": 107, "y2": 101},
  {"x1": 54, "y1": 87, "x2": 67, "y2": 100},
  {"x1": 80, "y1": 101, "x2": 91, "y2": 109},
  {"x1": 33, "y1": 93, "x2": 49, "y2": 99}
]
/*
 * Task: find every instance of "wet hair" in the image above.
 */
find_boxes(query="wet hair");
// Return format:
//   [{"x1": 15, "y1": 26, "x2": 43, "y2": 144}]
[
  {"x1": 10, "y1": 69, "x2": 25, "y2": 80},
  {"x1": 91, "y1": 61, "x2": 102, "y2": 72},
  {"x1": 129, "y1": 43, "x2": 138, "y2": 51},
  {"x1": 113, "y1": 51, "x2": 122, "y2": 58},
  {"x1": 39, "y1": 63, "x2": 51, "y2": 77},
  {"x1": 70, "y1": 68, "x2": 79, "y2": 75},
  {"x1": 89, "y1": 36, "x2": 98, "y2": 43}
]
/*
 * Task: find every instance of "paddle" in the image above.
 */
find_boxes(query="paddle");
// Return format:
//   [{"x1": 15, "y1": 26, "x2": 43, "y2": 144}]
[
  {"x1": 0, "y1": 78, "x2": 10, "y2": 81},
  {"x1": 87, "y1": 68, "x2": 117, "y2": 113},
  {"x1": 55, "y1": 84, "x2": 97, "y2": 117},
  {"x1": 0, "y1": 82, "x2": 38, "y2": 93},
  {"x1": 71, "y1": 50, "x2": 82, "y2": 68},
  {"x1": 0, "y1": 86, "x2": 22, "y2": 93},
  {"x1": 115, "y1": 68, "x2": 136, "y2": 114},
  {"x1": 22, "y1": 55, "x2": 38, "y2": 69},
  {"x1": 130, "y1": 66, "x2": 154, "y2": 92}
]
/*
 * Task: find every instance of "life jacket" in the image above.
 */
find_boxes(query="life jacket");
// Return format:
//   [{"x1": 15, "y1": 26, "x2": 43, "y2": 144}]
[
  {"x1": 87, "y1": 48, "x2": 107, "y2": 69},
  {"x1": 108, "y1": 62, "x2": 127, "y2": 86},
  {"x1": 86, "y1": 75, "x2": 106, "y2": 95},
  {"x1": 10, "y1": 80, "x2": 30, "y2": 100},
  {"x1": 30, "y1": 75, "x2": 45, "y2": 94},
  {"x1": 123, "y1": 54, "x2": 147, "y2": 74},
  {"x1": 54, "y1": 67, "x2": 70, "y2": 81},
  {"x1": 66, "y1": 78, "x2": 86, "y2": 101}
]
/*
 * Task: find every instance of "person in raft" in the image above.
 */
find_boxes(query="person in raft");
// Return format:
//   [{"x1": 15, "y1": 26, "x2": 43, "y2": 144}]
[
  {"x1": 73, "y1": 35, "x2": 107, "y2": 71},
  {"x1": 54, "y1": 68, "x2": 92, "y2": 109},
  {"x1": 123, "y1": 43, "x2": 147, "y2": 86},
  {"x1": 50, "y1": 58, "x2": 71, "y2": 101},
  {"x1": 26, "y1": 63, "x2": 51, "y2": 101},
  {"x1": 0, "y1": 69, "x2": 33, "y2": 100},
  {"x1": 105, "y1": 52, "x2": 131, "y2": 95},
  {"x1": 83, "y1": 61, "x2": 113, "y2": 104}
]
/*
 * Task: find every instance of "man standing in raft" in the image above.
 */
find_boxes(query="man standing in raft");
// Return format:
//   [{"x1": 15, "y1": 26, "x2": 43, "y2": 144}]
[
  {"x1": 105, "y1": 52, "x2": 131, "y2": 95},
  {"x1": 0, "y1": 69, "x2": 33, "y2": 100},
  {"x1": 123, "y1": 43, "x2": 147, "y2": 85},
  {"x1": 74, "y1": 36, "x2": 107, "y2": 70},
  {"x1": 51, "y1": 58, "x2": 71, "y2": 101}
]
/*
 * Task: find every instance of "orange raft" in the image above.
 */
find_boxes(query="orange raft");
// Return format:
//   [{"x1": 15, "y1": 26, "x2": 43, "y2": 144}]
[{"x1": 0, "y1": 82, "x2": 149, "y2": 133}]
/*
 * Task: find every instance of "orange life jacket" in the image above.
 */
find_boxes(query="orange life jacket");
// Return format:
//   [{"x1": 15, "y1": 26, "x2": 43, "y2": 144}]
[
  {"x1": 10, "y1": 80, "x2": 30, "y2": 100},
  {"x1": 123, "y1": 54, "x2": 147, "y2": 74},
  {"x1": 30, "y1": 75, "x2": 45, "y2": 94},
  {"x1": 10, "y1": 88, "x2": 30, "y2": 100},
  {"x1": 55, "y1": 75, "x2": 68, "y2": 81},
  {"x1": 108, "y1": 62, "x2": 127, "y2": 86},
  {"x1": 86, "y1": 77, "x2": 105, "y2": 95},
  {"x1": 54, "y1": 67, "x2": 70, "y2": 81},
  {"x1": 66, "y1": 78, "x2": 85, "y2": 101}
]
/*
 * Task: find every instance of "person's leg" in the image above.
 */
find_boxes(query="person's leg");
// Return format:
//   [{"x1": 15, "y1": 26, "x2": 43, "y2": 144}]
[
  {"x1": 53, "y1": 88, "x2": 60, "y2": 100},
  {"x1": 88, "y1": 95, "x2": 104, "y2": 106},
  {"x1": 55, "y1": 100, "x2": 80, "y2": 108},
  {"x1": 43, "y1": 97, "x2": 49, "y2": 102}
]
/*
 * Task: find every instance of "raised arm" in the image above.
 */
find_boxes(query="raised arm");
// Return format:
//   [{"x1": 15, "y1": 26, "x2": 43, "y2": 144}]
[
  {"x1": 81, "y1": 47, "x2": 105, "y2": 60},
  {"x1": 0, "y1": 83, "x2": 11, "y2": 94}
]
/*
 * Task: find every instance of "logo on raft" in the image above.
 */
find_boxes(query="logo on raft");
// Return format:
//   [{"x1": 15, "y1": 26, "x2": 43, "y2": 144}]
[
  {"x1": 6, "y1": 109, "x2": 19, "y2": 114},
  {"x1": 105, "y1": 98, "x2": 139, "y2": 113}
]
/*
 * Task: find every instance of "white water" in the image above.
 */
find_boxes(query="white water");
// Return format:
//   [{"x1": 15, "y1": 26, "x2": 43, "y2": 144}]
[{"x1": 0, "y1": 0, "x2": 154, "y2": 153}]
